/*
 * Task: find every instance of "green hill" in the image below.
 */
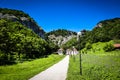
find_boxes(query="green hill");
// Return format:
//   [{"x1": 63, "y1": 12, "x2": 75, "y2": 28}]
[
  {"x1": 63, "y1": 18, "x2": 120, "y2": 50},
  {"x1": 0, "y1": 8, "x2": 45, "y2": 38},
  {"x1": 0, "y1": 8, "x2": 30, "y2": 18}
]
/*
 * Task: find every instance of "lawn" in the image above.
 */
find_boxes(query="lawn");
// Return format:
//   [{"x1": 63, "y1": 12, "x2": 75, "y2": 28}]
[
  {"x1": 66, "y1": 50, "x2": 120, "y2": 80},
  {"x1": 0, "y1": 54, "x2": 64, "y2": 80}
]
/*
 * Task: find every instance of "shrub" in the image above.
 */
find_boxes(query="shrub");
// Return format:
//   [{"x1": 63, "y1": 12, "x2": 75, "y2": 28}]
[
  {"x1": 103, "y1": 43, "x2": 115, "y2": 52},
  {"x1": 85, "y1": 42, "x2": 92, "y2": 49}
]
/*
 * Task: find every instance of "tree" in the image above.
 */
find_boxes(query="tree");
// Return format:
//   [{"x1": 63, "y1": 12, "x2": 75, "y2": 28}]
[{"x1": 0, "y1": 19, "x2": 49, "y2": 65}]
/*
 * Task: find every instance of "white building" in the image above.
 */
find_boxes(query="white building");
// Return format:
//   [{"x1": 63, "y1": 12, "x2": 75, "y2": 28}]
[{"x1": 57, "y1": 48, "x2": 63, "y2": 55}]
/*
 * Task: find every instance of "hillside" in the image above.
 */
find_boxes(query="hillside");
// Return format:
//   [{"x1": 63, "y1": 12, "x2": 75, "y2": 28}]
[
  {"x1": 46, "y1": 29, "x2": 77, "y2": 46},
  {"x1": 93, "y1": 17, "x2": 120, "y2": 41},
  {"x1": 64, "y1": 18, "x2": 120, "y2": 50},
  {"x1": 0, "y1": 8, "x2": 45, "y2": 38},
  {"x1": 0, "y1": 9, "x2": 58, "y2": 65}
]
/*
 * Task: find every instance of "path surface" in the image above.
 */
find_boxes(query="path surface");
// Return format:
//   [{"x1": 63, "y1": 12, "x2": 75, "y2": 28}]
[{"x1": 29, "y1": 55, "x2": 69, "y2": 80}]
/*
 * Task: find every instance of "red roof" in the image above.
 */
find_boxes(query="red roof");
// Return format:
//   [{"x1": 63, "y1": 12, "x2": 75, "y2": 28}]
[{"x1": 114, "y1": 44, "x2": 120, "y2": 48}]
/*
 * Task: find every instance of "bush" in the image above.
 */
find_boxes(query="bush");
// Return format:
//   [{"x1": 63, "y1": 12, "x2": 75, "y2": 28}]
[
  {"x1": 85, "y1": 42, "x2": 92, "y2": 49},
  {"x1": 103, "y1": 43, "x2": 115, "y2": 52},
  {"x1": 0, "y1": 19, "x2": 51, "y2": 65}
]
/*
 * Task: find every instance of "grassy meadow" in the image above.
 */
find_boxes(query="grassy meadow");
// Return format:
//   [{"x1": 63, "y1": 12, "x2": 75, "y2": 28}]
[
  {"x1": 0, "y1": 54, "x2": 64, "y2": 80},
  {"x1": 66, "y1": 50, "x2": 120, "y2": 80}
]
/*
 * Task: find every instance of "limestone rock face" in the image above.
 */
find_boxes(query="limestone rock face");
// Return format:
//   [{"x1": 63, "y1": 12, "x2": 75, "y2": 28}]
[
  {"x1": 46, "y1": 29, "x2": 77, "y2": 46},
  {"x1": 48, "y1": 34, "x2": 76, "y2": 46},
  {"x1": 95, "y1": 23, "x2": 103, "y2": 28},
  {"x1": 0, "y1": 13, "x2": 45, "y2": 38}
]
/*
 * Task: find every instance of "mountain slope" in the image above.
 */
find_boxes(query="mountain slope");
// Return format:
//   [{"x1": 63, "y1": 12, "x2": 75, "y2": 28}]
[
  {"x1": 62, "y1": 18, "x2": 120, "y2": 50},
  {"x1": 46, "y1": 29, "x2": 77, "y2": 46},
  {"x1": 0, "y1": 8, "x2": 45, "y2": 38},
  {"x1": 0, "y1": 19, "x2": 48, "y2": 65},
  {"x1": 78, "y1": 17, "x2": 120, "y2": 49},
  {"x1": 0, "y1": 8, "x2": 58, "y2": 65}
]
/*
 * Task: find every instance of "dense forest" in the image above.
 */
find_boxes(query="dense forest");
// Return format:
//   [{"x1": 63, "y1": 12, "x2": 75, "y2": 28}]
[
  {"x1": 63, "y1": 18, "x2": 120, "y2": 50},
  {"x1": 0, "y1": 8, "x2": 58, "y2": 65},
  {"x1": 0, "y1": 19, "x2": 38, "y2": 64}
]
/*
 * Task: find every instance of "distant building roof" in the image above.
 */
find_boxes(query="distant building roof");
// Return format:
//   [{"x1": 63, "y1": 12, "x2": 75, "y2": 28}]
[{"x1": 114, "y1": 44, "x2": 120, "y2": 48}]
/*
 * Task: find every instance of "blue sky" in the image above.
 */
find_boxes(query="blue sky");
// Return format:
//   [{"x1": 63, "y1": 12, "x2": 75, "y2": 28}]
[{"x1": 0, "y1": 0, "x2": 120, "y2": 32}]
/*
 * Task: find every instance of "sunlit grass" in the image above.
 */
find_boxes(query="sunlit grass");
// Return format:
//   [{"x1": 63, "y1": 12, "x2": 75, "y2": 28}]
[
  {"x1": 0, "y1": 54, "x2": 65, "y2": 80},
  {"x1": 66, "y1": 50, "x2": 120, "y2": 80}
]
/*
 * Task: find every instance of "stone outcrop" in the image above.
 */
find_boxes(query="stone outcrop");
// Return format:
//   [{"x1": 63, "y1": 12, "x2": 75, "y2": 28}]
[
  {"x1": 95, "y1": 23, "x2": 103, "y2": 28},
  {"x1": 48, "y1": 34, "x2": 76, "y2": 46},
  {"x1": 0, "y1": 13, "x2": 45, "y2": 38}
]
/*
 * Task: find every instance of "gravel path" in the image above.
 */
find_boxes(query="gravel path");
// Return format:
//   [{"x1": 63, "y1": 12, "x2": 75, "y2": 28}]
[{"x1": 29, "y1": 55, "x2": 69, "y2": 80}]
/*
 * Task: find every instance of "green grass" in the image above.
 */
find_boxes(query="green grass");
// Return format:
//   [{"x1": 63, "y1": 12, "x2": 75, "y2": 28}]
[
  {"x1": 0, "y1": 54, "x2": 65, "y2": 80},
  {"x1": 66, "y1": 50, "x2": 120, "y2": 80}
]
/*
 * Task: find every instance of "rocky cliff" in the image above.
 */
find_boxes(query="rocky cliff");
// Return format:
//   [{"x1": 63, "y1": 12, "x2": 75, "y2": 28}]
[
  {"x1": 46, "y1": 29, "x2": 77, "y2": 46},
  {"x1": 0, "y1": 8, "x2": 45, "y2": 38}
]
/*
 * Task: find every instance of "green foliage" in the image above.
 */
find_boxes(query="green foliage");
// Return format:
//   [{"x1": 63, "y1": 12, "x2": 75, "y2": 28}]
[
  {"x1": 46, "y1": 29, "x2": 77, "y2": 37},
  {"x1": 0, "y1": 8, "x2": 30, "y2": 18},
  {"x1": 0, "y1": 8, "x2": 44, "y2": 38},
  {"x1": 0, "y1": 54, "x2": 65, "y2": 80},
  {"x1": 45, "y1": 40, "x2": 59, "y2": 54},
  {"x1": 62, "y1": 37, "x2": 78, "y2": 49},
  {"x1": 114, "y1": 39, "x2": 120, "y2": 44},
  {"x1": 81, "y1": 41, "x2": 115, "y2": 54},
  {"x1": 67, "y1": 51, "x2": 120, "y2": 80},
  {"x1": 0, "y1": 19, "x2": 49, "y2": 65},
  {"x1": 77, "y1": 18, "x2": 120, "y2": 50},
  {"x1": 103, "y1": 42, "x2": 115, "y2": 52},
  {"x1": 85, "y1": 42, "x2": 92, "y2": 49}
]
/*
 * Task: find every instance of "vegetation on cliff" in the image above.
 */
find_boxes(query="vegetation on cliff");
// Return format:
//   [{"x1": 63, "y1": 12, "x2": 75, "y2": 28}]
[
  {"x1": 0, "y1": 8, "x2": 45, "y2": 38},
  {"x1": 64, "y1": 18, "x2": 120, "y2": 50},
  {"x1": 0, "y1": 8, "x2": 30, "y2": 18},
  {"x1": 46, "y1": 29, "x2": 77, "y2": 37}
]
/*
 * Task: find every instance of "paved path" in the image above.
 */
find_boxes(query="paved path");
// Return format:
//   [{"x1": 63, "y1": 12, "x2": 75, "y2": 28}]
[{"x1": 29, "y1": 55, "x2": 69, "y2": 80}]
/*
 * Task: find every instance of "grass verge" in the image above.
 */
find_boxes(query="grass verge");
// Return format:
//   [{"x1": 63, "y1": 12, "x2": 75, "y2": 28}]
[
  {"x1": 0, "y1": 54, "x2": 65, "y2": 80},
  {"x1": 66, "y1": 50, "x2": 120, "y2": 80}
]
